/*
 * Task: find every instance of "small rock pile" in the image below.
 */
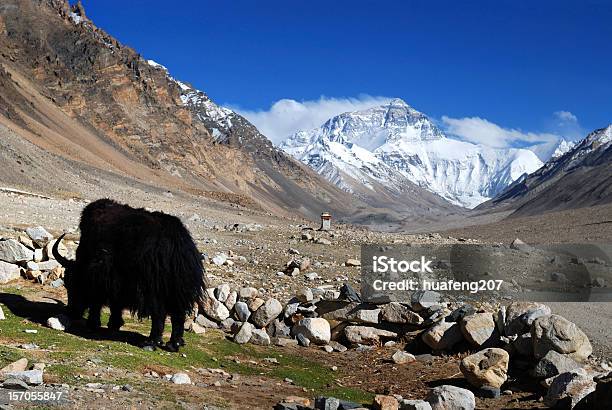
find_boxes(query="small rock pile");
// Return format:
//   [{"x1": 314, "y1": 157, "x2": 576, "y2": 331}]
[
  {"x1": 0, "y1": 226, "x2": 71, "y2": 287},
  {"x1": 0, "y1": 357, "x2": 45, "y2": 388}
]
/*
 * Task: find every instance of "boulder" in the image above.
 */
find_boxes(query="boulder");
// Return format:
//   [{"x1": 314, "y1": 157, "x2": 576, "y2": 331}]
[
  {"x1": 292, "y1": 318, "x2": 331, "y2": 344},
  {"x1": 0, "y1": 305, "x2": 4, "y2": 320},
  {"x1": 224, "y1": 290, "x2": 237, "y2": 311},
  {"x1": 171, "y1": 373, "x2": 191, "y2": 384},
  {"x1": 427, "y1": 385, "x2": 475, "y2": 410},
  {"x1": 373, "y1": 395, "x2": 399, "y2": 410},
  {"x1": 234, "y1": 301, "x2": 251, "y2": 322},
  {"x1": 251, "y1": 298, "x2": 283, "y2": 327},
  {"x1": 0, "y1": 358, "x2": 28, "y2": 373},
  {"x1": 460, "y1": 348, "x2": 509, "y2": 388},
  {"x1": 392, "y1": 350, "x2": 416, "y2": 364},
  {"x1": 239, "y1": 287, "x2": 259, "y2": 300},
  {"x1": 400, "y1": 400, "x2": 432, "y2": 410},
  {"x1": 531, "y1": 314, "x2": 592, "y2": 361},
  {"x1": 25, "y1": 227, "x2": 53, "y2": 247},
  {"x1": 460, "y1": 313, "x2": 496, "y2": 347},
  {"x1": 296, "y1": 287, "x2": 314, "y2": 303},
  {"x1": 234, "y1": 322, "x2": 254, "y2": 344},
  {"x1": 504, "y1": 301, "x2": 551, "y2": 336},
  {"x1": 196, "y1": 314, "x2": 219, "y2": 329},
  {"x1": 201, "y1": 293, "x2": 230, "y2": 322},
  {"x1": 214, "y1": 284, "x2": 231, "y2": 303},
  {"x1": 533, "y1": 350, "x2": 580, "y2": 379},
  {"x1": 37, "y1": 260, "x2": 61, "y2": 271},
  {"x1": 411, "y1": 291, "x2": 442, "y2": 312},
  {"x1": 2, "y1": 370, "x2": 43, "y2": 385},
  {"x1": 344, "y1": 326, "x2": 397, "y2": 345},
  {"x1": 0, "y1": 239, "x2": 33, "y2": 263},
  {"x1": 250, "y1": 329, "x2": 271, "y2": 345},
  {"x1": 544, "y1": 368, "x2": 596, "y2": 409},
  {"x1": 46, "y1": 314, "x2": 70, "y2": 331},
  {"x1": 422, "y1": 321, "x2": 463, "y2": 351},
  {"x1": 381, "y1": 302, "x2": 423, "y2": 325},
  {"x1": 248, "y1": 297, "x2": 265, "y2": 312},
  {"x1": 0, "y1": 261, "x2": 21, "y2": 284}
]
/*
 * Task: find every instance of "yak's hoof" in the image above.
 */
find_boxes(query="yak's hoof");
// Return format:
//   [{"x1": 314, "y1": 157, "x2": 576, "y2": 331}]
[
  {"x1": 141, "y1": 339, "x2": 163, "y2": 351},
  {"x1": 165, "y1": 338, "x2": 185, "y2": 352}
]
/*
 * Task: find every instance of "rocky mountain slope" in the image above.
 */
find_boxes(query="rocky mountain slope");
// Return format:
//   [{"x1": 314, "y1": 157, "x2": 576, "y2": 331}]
[
  {"x1": 480, "y1": 125, "x2": 612, "y2": 216},
  {"x1": 0, "y1": 0, "x2": 397, "y2": 221},
  {"x1": 281, "y1": 99, "x2": 543, "y2": 208}
]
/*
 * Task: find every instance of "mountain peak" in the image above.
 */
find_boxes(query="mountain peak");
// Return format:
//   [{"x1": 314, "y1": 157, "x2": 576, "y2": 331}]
[{"x1": 387, "y1": 98, "x2": 409, "y2": 107}]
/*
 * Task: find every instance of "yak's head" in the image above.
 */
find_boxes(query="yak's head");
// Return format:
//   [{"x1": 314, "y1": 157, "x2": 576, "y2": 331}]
[{"x1": 52, "y1": 234, "x2": 85, "y2": 318}]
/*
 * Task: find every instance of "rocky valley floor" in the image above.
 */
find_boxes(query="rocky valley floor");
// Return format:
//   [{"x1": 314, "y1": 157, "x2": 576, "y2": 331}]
[{"x1": 0, "y1": 190, "x2": 611, "y2": 409}]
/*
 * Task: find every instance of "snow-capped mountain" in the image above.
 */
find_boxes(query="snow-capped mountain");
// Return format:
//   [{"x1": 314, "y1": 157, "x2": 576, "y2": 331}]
[
  {"x1": 281, "y1": 99, "x2": 543, "y2": 208},
  {"x1": 550, "y1": 138, "x2": 577, "y2": 160},
  {"x1": 482, "y1": 125, "x2": 612, "y2": 215}
]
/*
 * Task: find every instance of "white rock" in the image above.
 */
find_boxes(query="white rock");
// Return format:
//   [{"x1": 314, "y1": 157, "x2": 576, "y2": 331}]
[
  {"x1": 211, "y1": 253, "x2": 227, "y2": 266},
  {"x1": 37, "y1": 260, "x2": 61, "y2": 271},
  {"x1": 46, "y1": 314, "x2": 70, "y2": 331},
  {"x1": 214, "y1": 284, "x2": 231, "y2": 303},
  {"x1": 250, "y1": 329, "x2": 271, "y2": 346},
  {"x1": 411, "y1": 291, "x2": 442, "y2": 312},
  {"x1": 427, "y1": 385, "x2": 475, "y2": 410},
  {"x1": 0, "y1": 305, "x2": 5, "y2": 320},
  {"x1": 234, "y1": 301, "x2": 251, "y2": 322},
  {"x1": 460, "y1": 313, "x2": 496, "y2": 347},
  {"x1": 392, "y1": 350, "x2": 416, "y2": 364},
  {"x1": 3, "y1": 370, "x2": 43, "y2": 385},
  {"x1": 422, "y1": 321, "x2": 463, "y2": 351},
  {"x1": 170, "y1": 373, "x2": 191, "y2": 385},
  {"x1": 201, "y1": 293, "x2": 230, "y2": 322},
  {"x1": 293, "y1": 318, "x2": 331, "y2": 344},
  {"x1": 224, "y1": 291, "x2": 237, "y2": 311},
  {"x1": 295, "y1": 287, "x2": 314, "y2": 303},
  {"x1": 531, "y1": 314, "x2": 592, "y2": 361},
  {"x1": 25, "y1": 227, "x2": 53, "y2": 247},
  {"x1": 0, "y1": 261, "x2": 21, "y2": 284},
  {"x1": 344, "y1": 326, "x2": 397, "y2": 345},
  {"x1": 234, "y1": 322, "x2": 254, "y2": 344},
  {"x1": 503, "y1": 301, "x2": 551, "y2": 336},
  {"x1": 401, "y1": 400, "x2": 432, "y2": 410},
  {"x1": 0, "y1": 239, "x2": 33, "y2": 264},
  {"x1": 239, "y1": 287, "x2": 259, "y2": 299},
  {"x1": 251, "y1": 298, "x2": 283, "y2": 327}
]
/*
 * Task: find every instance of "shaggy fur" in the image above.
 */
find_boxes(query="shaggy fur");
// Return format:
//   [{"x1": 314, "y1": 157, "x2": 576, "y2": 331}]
[{"x1": 54, "y1": 198, "x2": 205, "y2": 351}]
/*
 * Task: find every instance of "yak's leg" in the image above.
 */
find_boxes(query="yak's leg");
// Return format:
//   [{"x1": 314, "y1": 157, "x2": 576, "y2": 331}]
[
  {"x1": 141, "y1": 309, "x2": 166, "y2": 351},
  {"x1": 166, "y1": 312, "x2": 186, "y2": 352},
  {"x1": 86, "y1": 303, "x2": 102, "y2": 330},
  {"x1": 107, "y1": 304, "x2": 125, "y2": 331}
]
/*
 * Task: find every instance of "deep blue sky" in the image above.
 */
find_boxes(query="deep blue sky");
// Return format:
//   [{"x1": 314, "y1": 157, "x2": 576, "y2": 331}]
[{"x1": 78, "y1": 0, "x2": 611, "y2": 137}]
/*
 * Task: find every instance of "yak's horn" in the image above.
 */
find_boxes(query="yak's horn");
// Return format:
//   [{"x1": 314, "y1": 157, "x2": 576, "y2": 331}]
[{"x1": 52, "y1": 233, "x2": 74, "y2": 267}]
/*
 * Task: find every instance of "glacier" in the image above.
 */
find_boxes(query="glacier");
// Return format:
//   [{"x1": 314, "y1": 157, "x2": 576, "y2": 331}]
[{"x1": 280, "y1": 99, "x2": 543, "y2": 208}]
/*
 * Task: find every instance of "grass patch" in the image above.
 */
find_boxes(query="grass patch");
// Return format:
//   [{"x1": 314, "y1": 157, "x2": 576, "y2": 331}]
[{"x1": 0, "y1": 292, "x2": 372, "y2": 405}]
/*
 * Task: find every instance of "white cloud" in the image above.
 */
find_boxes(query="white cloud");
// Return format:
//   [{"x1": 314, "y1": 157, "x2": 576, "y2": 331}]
[
  {"x1": 554, "y1": 110, "x2": 578, "y2": 123},
  {"x1": 227, "y1": 95, "x2": 392, "y2": 144},
  {"x1": 441, "y1": 116, "x2": 560, "y2": 149}
]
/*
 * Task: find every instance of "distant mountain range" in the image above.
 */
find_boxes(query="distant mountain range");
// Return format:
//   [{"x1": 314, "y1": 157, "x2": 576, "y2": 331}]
[
  {"x1": 281, "y1": 99, "x2": 543, "y2": 208},
  {"x1": 479, "y1": 125, "x2": 612, "y2": 216}
]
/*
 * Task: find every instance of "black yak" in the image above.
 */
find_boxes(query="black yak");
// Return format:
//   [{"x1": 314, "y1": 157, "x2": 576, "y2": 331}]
[{"x1": 53, "y1": 198, "x2": 205, "y2": 351}]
